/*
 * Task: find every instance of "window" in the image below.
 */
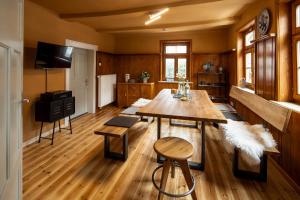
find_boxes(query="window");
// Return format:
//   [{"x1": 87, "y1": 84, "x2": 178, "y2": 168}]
[
  {"x1": 243, "y1": 28, "x2": 255, "y2": 89},
  {"x1": 296, "y1": 5, "x2": 300, "y2": 27},
  {"x1": 161, "y1": 41, "x2": 191, "y2": 81},
  {"x1": 297, "y1": 41, "x2": 300, "y2": 94},
  {"x1": 293, "y1": 0, "x2": 300, "y2": 102}
]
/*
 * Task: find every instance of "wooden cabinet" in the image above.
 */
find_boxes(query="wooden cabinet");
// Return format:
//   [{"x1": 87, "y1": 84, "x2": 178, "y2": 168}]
[{"x1": 117, "y1": 83, "x2": 155, "y2": 107}]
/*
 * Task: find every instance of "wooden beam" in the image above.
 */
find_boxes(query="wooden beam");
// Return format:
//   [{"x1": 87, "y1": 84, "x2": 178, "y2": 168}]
[
  {"x1": 60, "y1": 0, "x2": 222, "y2": 19},
  {"x1": 96, "y1": 17, "x2": 236, "y2": 32}
]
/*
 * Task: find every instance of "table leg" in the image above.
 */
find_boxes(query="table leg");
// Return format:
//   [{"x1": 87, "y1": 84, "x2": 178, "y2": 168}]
[
  {"x1": 188, "y1": 121, "x2": 205, "y2": 171},
  {"x1": 157, "y1": 117, "x2": 163, "y2": 163}
]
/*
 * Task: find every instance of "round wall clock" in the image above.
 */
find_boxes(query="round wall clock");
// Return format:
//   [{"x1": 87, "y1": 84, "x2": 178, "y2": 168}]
[{"x1": 257, "y1": 9, "x2": 271, "y2": 36}]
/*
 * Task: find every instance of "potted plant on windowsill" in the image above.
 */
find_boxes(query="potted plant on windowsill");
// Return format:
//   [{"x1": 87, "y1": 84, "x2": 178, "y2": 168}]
[{"x1": 141, "y1": 71, "x2": 150, "y2": 83}]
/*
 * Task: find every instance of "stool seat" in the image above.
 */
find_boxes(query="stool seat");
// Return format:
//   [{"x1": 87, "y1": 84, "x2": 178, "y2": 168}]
[{"x1": 154, "y1": 137, "x2": 193, "y2": 160}]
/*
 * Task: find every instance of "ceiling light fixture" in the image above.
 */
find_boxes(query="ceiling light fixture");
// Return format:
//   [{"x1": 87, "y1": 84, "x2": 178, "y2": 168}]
[
  {"x1": 145, "y1": 15, "x2": 161, "y2": 25},
  {"x1": 149, "y1": 8, "x2": 169, "y2": 19},
  {"x1": 145, "y1": 8, "x2": 169, "y2": 26}
]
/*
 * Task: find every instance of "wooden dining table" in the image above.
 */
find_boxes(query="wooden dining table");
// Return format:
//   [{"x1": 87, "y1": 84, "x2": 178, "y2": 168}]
[{"x1": 136, "y1": 89, "x2": 227, "y2": 171}]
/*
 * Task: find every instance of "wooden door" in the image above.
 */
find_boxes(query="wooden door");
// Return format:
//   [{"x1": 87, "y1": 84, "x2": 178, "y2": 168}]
[
  {"x1": 0, "y1": 0, "x2": 23, "y2": 199},
  {"x1": 70, "y1": 48, "x2": 88, "y2": 117},
  {"x1": 117, "y1": 84, "x2": 128, "y2": 107}
]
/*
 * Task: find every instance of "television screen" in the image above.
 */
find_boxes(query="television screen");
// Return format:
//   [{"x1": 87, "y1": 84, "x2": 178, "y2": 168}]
[{"x1": 35, "y1": 42, "x2": 73, "y2": 69}]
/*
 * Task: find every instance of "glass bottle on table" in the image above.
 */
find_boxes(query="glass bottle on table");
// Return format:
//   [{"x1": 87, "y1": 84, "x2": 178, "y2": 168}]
[{"x1": 185, "y1": 80, "x2": 191, "y2": 99}]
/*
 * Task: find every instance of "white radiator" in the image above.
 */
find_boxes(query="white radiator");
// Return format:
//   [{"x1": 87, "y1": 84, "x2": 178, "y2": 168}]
[{"x1": 97, "y1": 74, "x2": 117, "y2": 108}]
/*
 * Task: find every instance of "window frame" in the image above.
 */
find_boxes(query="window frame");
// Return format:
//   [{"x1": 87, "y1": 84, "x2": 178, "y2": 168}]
[
  {"x1": 160, "y1": 40, "x2": 192, "y2": 81},
  {"x1": 242, "y1": 27, "x2": 256, "y2": 90},
  {"x1": 292, "y1": 0, "x2": 300, "y2": 103}
]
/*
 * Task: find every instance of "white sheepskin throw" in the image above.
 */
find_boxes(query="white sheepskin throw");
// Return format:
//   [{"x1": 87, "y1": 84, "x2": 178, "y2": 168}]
[
  {"x1": 219, "y1": 119, "x2": 276, "y2": 166},
  {"x1": 132, "y1": 98, "x2": 151, "y2": 108}
]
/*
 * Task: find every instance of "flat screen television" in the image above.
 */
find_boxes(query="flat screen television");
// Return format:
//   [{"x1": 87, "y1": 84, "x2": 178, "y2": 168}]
[{"x1": 35, "y1": 42, "x2": 73, "y2": 69}]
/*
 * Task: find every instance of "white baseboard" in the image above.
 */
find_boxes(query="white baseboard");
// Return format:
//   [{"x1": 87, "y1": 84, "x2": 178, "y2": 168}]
[{"x1": 23, "y1": 124, "x2": 67, "y2": 147}]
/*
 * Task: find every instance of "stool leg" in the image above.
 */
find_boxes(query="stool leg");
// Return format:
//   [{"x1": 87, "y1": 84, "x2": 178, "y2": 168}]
[
  {"x1": 179, "y1": 160, "x2": 197, "y2": 200},
  {"x1": 171, "y1": 161, "x2": 175, "y2": 178},
  {"x1": 158, "y1": 159, "x2": 171, "y2": 200}
]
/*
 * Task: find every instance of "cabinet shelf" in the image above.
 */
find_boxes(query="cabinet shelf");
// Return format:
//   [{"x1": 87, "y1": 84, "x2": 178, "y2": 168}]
[
  {"x1": 197, "y1": 71, "x2": 227, "y2": 102},
  {"x1": 198, "y1": 84, "x2": 226, "y2": 88}
]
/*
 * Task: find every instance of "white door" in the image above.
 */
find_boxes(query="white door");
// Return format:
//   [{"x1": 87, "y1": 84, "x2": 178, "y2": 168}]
[
  {"x1": 70, "y1": 48, "x2": 88, "y2": 118},
  {"x1": 0, "y1": 0, "x2": 23, "y2": 200}
]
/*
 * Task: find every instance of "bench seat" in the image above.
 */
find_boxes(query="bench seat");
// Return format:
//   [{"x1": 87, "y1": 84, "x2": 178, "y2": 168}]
[
  {"x1": 94, "y1": 116, "x2": 139, "y2": 161},
  {"x1": 95, "y1": 125, "x2": 128, "y2": 138}
]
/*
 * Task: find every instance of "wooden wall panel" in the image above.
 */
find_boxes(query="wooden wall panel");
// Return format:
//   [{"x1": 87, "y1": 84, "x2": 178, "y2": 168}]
[
  {"x1": 256, "y1": 41, "x2": 265, "y2": 97},
  {"x1": 192, "y1": 53, "x2": 230, "y2": 90},
  {"x1": 255, "y1": 37, "x2": 276, "y2": 100},
  {"x1": 112, "y1": 53, "x2": 232, "y2": 94},
  {"x1": 114, "y1": 54, "x2": 160, "y2": 83},
  {"x1": 96, "y1": 52, "x2": 115, "y2": 76},
  {"x1": 276, "y1": 2, "x2": 293, "y2": 101},
  {"x1": 232, "y1": 99, "x2": 300, "y2": 187},
  {"x1": 95, "y1": 52, "x2": 116, "y2": 108},
  {"x1": 265, "y1": 38, "x2": 276, "y2": 100},
  {"x1": 227, "y1": 51, "x2": 237, "y2": 86}
]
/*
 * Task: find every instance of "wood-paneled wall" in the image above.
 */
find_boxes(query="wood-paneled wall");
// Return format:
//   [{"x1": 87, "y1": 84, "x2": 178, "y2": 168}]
[
  {"x1": 95, "y1": 52, "x2": 234, "y2": 98},
  {"x1": 96, "y1": 52, "x2": 115, "y2": 76},
  {"x1": 192, "y1": 53, "x2": 226, "y2": 87},
  {"x1": 232, "y1": 99, "x2": 300, "y2": 187},
  {"x1": 255, "y1": 37, "x2": 276, "y2": 100},
  {"x1": 111, "y1": 53, "x2": 232, "y2": 88},
  {"x1": 114, "y1": 54, "x2": 160, "y2": 83}
]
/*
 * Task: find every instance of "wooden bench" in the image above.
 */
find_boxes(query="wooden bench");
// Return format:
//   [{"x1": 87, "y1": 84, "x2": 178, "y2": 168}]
[
  {"x1": 94, "y1": 116, "x2": 139, "y2": 161},
  {"x1": 95, "y1": 125, "x2": 129, "y2": 161},
  {"x1": 223, "y1": 86, "x2": 291, "y2": 181}
]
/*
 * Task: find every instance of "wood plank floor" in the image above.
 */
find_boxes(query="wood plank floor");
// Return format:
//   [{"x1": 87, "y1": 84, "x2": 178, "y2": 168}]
[{"x1": 23, "y1": 106, "x2": 300, "y2": 200}]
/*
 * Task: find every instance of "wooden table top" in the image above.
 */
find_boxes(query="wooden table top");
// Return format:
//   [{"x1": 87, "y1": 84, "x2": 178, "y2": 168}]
[{"x1": 136, "y1": 89, "x2": 227, "y2": 123}]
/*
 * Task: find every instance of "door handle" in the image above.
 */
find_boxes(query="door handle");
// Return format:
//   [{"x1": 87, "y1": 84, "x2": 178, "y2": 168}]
[{"x1": 22, "y1": 98, "x2": 30, "y2": 103}]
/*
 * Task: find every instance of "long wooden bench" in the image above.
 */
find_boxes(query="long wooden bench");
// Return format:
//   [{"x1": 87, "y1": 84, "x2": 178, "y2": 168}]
[{"x1": 221, "y1": 86, "x2": 291, "y2": 181}]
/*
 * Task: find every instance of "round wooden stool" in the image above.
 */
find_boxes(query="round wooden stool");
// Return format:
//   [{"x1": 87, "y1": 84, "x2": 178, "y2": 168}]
[{"x1": 152, "y1": 137, "x2": 197, "y2": 200}]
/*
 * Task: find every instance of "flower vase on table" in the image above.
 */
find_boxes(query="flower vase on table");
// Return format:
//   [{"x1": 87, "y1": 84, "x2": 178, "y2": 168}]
[{"x1": 174, "y1": 73, "x2": 186, "y2": 98}]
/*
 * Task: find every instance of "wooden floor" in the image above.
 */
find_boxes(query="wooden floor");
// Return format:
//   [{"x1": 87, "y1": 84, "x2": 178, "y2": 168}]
[{"x1": 23, "y1": 106, "x2": 300, "y2": 200}]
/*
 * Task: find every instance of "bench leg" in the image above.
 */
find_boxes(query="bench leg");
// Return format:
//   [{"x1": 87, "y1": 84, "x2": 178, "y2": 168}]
[
  {"x1": 104, "y1": 133, "x2": 128, "y2": 161},
  {"x1": 104, "y1": 135, "x2": 110, "y2": 158},
  {"x1": 232, "y1": 147, "x2": 268, "y2": 182},
  {"x1": 123, "y1": 133, "x2": 128, "y2": 161}
]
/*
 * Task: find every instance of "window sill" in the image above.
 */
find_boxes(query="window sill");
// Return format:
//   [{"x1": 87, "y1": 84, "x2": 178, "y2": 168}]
[
  {"x1": 158, "y1": 81, "x2": 193, "y2": 84},
  {"x1": 237, "y1": 86, "x2": 255, "y2": 94},
  {"x1": 271, "y1": 101, "x2": 300, "y2": 113}
]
